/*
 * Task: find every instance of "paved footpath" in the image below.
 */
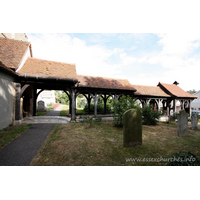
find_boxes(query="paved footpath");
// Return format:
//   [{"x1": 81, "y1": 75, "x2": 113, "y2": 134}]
[
  {"x1": 0, "y1": 124, "x2": 56, "y2": 166},
  {"x1": 0, "y1": 104, "x2": 67, "y2": 166},
  {"x1": 22, "y1": 104, "x2": 70, "y2": 124}
]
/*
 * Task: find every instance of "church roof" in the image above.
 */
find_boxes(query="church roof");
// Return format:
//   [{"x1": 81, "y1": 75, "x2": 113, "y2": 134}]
[
  {"x1": 17, "y1": 57, "x2": 77, "y2": 81},
  {"x1": 0, "y1": 60, "x2": 16, "y2": 75},
  {"x1": 133, "y1": 84, "x2": 170, "y2": 97},
  {"x1": 77, "y1": 75, "x2": 137, "y2": 91},
  {"x1": 0, "y1": 37, "x2": 30, "y2": 70},
  {"x1": 158, "y1": 82, "x2": 198, "y2": 98}
]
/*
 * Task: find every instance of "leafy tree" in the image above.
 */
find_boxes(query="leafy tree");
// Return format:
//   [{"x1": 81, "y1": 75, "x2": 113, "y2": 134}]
[
  {"x1": 54, "y1": 91, "x2": 62, "y2": 103},
  {"x1": 55, "y1": 91, "x2": 69, "y2": 105},
  {"x1": 187, "y1": 89, "x2": 197, "y2": 94},
  {"x1": 111, "y1": 95, "x2": 140, "y2": 127}
]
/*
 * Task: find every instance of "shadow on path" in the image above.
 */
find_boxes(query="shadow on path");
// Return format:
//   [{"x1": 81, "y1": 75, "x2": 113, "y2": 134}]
[{"x1": 0, "y1": 124, "x2": 56, "y2": 166}]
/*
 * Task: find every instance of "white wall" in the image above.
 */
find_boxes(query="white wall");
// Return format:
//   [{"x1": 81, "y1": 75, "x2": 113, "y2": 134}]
[
  {"x1": 191, "y1": 90, "x2": 200, "y2": 114},
  {"x1": 37, "y1": 90, "x2": 55, "y2": 108},
  {"x1": 0, "y1": 70, "x2": 15, "y2": 129}
]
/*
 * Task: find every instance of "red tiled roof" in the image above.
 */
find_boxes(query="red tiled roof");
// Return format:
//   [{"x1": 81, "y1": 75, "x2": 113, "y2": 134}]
[
  {"x1": 17, "y1": 57, "x2": 77, "y2": 80},
  {"x1": 77, "y1": 75, "x2": 137, "y2": 91},
  {"x1": 0, "y1": 60, "x2": 16, "y2": 75},
  {"x1": 133, "y1": 84, "x2": 170, "y2": 97},
  {"x1": 0, "y1": 37, "x2": 30, "y2": 70},
  {"x1": 158, "y1": 82, "x2": 198, "y2": 98}
]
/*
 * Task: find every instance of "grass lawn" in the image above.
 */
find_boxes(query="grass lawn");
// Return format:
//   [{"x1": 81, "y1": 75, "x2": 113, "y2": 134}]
[
  {"x1": 30, "y1": 121, "x2": 200, "y2": 166},
  {"x1": 0, "y1": 124, "x2": 32, "y2": 150},
  {"x1": 60, "y1": 105, "x2": 86, "y2": 116},
  {"x1": 76, "y1": 108, "x2": 86, "y2": 114},
  {"x1": 36, "y1": 111, "x2": 49, "y2": 116},
  {"x1": 60, "y1": 105, "x2": 69, "y2": 116}
]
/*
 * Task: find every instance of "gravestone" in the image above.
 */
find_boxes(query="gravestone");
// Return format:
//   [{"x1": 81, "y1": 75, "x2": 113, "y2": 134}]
[
  {"x1": 191, "y1": 113, "x2": 198, "y2": 130},
  {"x1": 38, "y1": 100, "x2": 45, "y2": 112},
  {"x1": 123, "y1": 109, "x2": 142, "y2": 147},
  {"x1": 177, "y1": 110, "x2": 188, "y2": 137}
]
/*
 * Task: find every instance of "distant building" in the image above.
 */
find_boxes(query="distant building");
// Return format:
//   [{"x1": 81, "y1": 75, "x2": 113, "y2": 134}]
[
  {"x1": 0, "y1": 33, "x2": 28, "y2": 42},
  {"x1": 191, "y1": 90, "x2": 200, "y2": 115},
  {"x1": 37, "y1": 90, "x2": 56, "y2": 108}
]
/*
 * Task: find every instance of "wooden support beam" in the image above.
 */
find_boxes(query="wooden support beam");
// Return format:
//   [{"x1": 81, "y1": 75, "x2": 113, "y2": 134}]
[
  {"x1": 15, "y1": 83, "x2": 21, "y2": 121},
  {"x1": 71, "y1": 88, "x2": 76, "y2": 122}
]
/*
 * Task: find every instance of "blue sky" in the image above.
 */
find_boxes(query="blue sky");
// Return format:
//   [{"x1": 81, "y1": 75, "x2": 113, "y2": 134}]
[{"x1": 26, "y1": 33, "x2": 200, "y2": 91}]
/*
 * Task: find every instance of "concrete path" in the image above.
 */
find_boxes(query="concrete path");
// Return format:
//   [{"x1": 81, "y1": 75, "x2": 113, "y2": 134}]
[
  {"x1": 0, "y1": 104, "x2": 69, "y2": 166},
  {"x1": 22, "y1": 104, "x2": 70, "y2": 124},
  {"x1": 0, "y1": 124, "x2": 56, "y2": 166}
]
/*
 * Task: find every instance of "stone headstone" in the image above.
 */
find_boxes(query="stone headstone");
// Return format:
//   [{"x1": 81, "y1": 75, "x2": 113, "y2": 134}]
[
  {"x1": 38, "y1": 100, "x2": 45, "y2": 112},
  {"x1": 177, "y1": 110, "x2": 188, "y2": 137},
  {"x1": 123, "y1": 109, "x2": 142, "y2": 147},
  {"x1": 191, "y1": 113, "x2": 198, "y2": 130}
]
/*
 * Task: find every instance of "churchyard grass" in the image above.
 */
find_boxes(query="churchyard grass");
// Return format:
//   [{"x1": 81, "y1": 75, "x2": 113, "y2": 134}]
[
  {"x1": 60, "y1": 105, "x2": 70, "y2": 116},
  {"x1": 30, "y1": 121, "x2": 200, "y2": 166},
  {"x1": 0, "y1": 124, "x2": 32, "y2": 150},
  {"x1": 60, "y1": 105, "x2": 86, "y2": 116},
  {"x1": 36, "y1": 111, "x2": 49, "y2": 116}
]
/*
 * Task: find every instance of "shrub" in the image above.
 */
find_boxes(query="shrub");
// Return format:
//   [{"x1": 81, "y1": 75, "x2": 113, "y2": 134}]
[
  {"x1": 47, "y1": 102, "x2": 53, "y2": 110},
  {"x1": 142, "y1": 104, "x2": 162, "y2": 125},
  {"x1": 170, "y1": 112, "x2": 178, "y2": 121},
  {"x1": 167, "y1": 151, "x2": 200, "y2": 166},
  {"x1": 95, "y1": 117, "x2": 102, "y2": 122},
  {"x1": 106, "y1": 103, "x2": 112, "y2": 113},
  {"x1": 84, "y1": 103, "x2": 109, "y2": 113},
  {"x1": 111, "y1": 95, "x2": 140, "y2": 127}
]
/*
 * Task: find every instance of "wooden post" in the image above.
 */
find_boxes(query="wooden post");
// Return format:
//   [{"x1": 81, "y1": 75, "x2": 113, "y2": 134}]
[
  {"x1": 71, "y1": 88, "x2": 76, "y2": 122},
  {"x1": 33, "y1": 86, "x2": 37, "y2": 116},
  {"x1": 104, "y1": 95, "x2": 107, "y2": 114},
  {"x1": 94, "y1": 93, "x2": 97, "y2": 117},
  {"x1": 88, "y1": 94, "x2": 91, "y2": 114},
  {"x1": 173, "y1": 99, "x2": 176, "y2": 114},
  {"x1": 15, "y1": 83, "x2": 21, "y2": 121}
]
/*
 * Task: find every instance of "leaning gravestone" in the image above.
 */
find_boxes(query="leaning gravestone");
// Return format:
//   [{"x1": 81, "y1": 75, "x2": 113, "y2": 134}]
[
  {"x1": 191, "y1": 113, "x2": 198, "y2": 130},
  {"x1": 123, "y1": 109, "x2": 142, "y2": 147},
  {"x1": 177, "y1": 110, "x2": 188, "y2": 137},
  {"x1": 38, "y1": 100, "x2": 45, "y2": 112}
]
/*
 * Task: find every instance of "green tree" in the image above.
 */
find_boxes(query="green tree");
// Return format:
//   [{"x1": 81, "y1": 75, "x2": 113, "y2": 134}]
[
  {"x1": 54, "y1": 91, "x2": 62, "y2": 103},
  {"x1": 111, "y1": 95, "x2": 140, "y2": 127},
  {"x1": 187, "y1": 89, "x2": 197, "y2": 94},
  {"x1": 55, "y1": 91, "x2": 69, "y2": 105},
  {"x1": 60, "y1": 92, "x2": 69, "y2": 105}
]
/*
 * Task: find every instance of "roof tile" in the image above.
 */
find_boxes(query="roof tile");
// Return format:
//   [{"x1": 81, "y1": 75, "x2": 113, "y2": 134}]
[
  {"x1": 77, "y1": 75, "x2": 136, "y2": 91},
  {"x1": 17, "y1": 57, "x2": 77, "y2": 80},
  {"x1": 158, "y1": 82, "x2": 198, "y2": 98},
  {"x1": 0, "y1": 37, "x2": 30, "y2": 70},
  {"x1": 133, "y1": 84, "x2": 170, "y2": 97}
]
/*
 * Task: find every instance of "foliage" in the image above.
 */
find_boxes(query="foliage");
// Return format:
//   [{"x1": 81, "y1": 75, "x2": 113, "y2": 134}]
[
  {"x1": 111, "y1": 95, "x2": 140, "y2": 127},
  {"x1": 187, "y1": 89, "x2": 197, "y2": 94},
  {"x1": 55, "y1": 91, "x2": 69, "y2": 105},
  {"x1": 47, "y1": 102, "x2": 53, "y2": 110},
  {"x1": 142, "y1": 104, "x2": 162, "y2": 125},
  {"x1": 167, "y1": 151, "x2": 200, "y2": 166},
  {"x1": 170, "y1": 112, "x2": 178, "y2": 120},
  {"x1": 95, "y1": 117, "x2": 102, "y2": 122},
  {"x1": 81, "y1": 116, "x2": 94, "y2": 128},
  {"x1": 54, "y1": 91, "x2": 62, "y2": 103},
  {"x1": 77, "y1": 97, "x2": 86, "y2": 108},
  {"x1": 83, "y1": 103, "x2": 112, "y2": 113}
]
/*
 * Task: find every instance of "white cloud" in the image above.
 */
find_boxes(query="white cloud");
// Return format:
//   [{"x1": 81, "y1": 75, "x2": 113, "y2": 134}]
[
  {"x1": 28, "y1": 33, "x2": 123, "y2": 78},
  {"x1": 27, "y1": 33, "x2": 200, "y2": 91}
]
